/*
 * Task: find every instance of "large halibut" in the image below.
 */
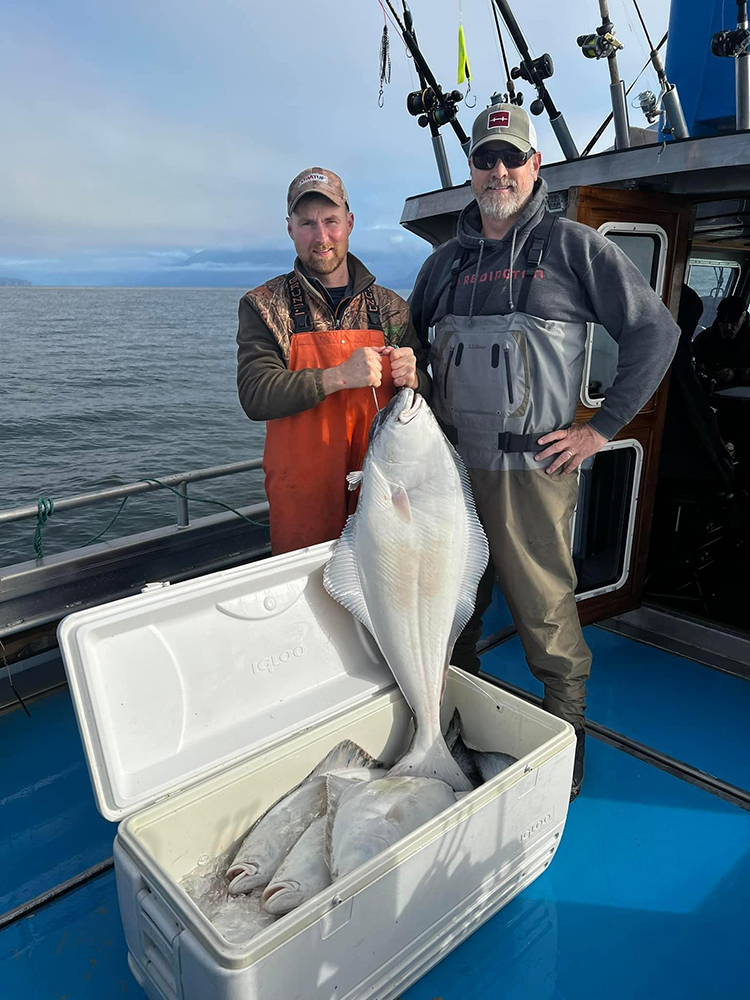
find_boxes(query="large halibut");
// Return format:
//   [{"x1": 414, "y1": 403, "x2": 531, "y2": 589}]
[{"x1": 324, "y1": 389, "x2": 489, "y2": 792}]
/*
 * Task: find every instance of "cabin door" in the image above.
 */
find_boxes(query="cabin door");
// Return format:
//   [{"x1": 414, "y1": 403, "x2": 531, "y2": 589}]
[{"x1": 564, "y1": 185, "x2": 693, "y2": 626}]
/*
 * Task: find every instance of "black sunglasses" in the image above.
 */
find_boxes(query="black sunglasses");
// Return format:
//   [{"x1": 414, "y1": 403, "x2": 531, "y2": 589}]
[{"x1": 471, "y1": 147, "x2": 533, "y2": 171}]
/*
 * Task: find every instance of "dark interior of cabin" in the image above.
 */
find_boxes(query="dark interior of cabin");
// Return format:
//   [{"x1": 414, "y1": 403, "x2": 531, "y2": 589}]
[{"x1": 639, "y1": 200, "x2": 750, "y2": 634}]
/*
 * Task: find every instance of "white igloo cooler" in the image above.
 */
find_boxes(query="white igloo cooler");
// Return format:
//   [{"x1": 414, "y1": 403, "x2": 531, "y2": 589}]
[{"x1": 58, "y1": 542, "x2": 575, "y2": 1000}]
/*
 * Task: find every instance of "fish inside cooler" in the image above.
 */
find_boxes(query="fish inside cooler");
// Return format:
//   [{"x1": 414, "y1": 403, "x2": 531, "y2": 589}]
[
  {"x1": 117, "y1": 669, "x2": 559, "y2": 961},
  {"x1": 176, "y1": 705, "x2": 519, "y2": 944}
]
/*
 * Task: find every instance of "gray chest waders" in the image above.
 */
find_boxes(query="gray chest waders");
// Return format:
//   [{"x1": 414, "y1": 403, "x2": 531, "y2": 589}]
[
  {"x1": 430, "y1": 214, "x2": 588, "y2": 473},
  {"x1": 435, "y1": 214, "x2": 593, "y2": 733}
]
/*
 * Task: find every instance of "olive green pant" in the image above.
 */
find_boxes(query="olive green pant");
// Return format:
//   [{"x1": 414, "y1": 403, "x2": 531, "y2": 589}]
[{"x1": 452, "y1": 467, "x2": 592, "y2": 729}]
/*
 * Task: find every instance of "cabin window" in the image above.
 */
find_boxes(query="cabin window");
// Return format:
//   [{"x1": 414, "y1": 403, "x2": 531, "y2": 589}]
[
  {"x1": 686, "y1": 259, "x2": 741, "y2": 331},
  {"x1": 581, "y1": 224, "x2": 668, "y2": 409},
  {"x1": 572, "y1": 439, "x2": 644, "y2": 600}
]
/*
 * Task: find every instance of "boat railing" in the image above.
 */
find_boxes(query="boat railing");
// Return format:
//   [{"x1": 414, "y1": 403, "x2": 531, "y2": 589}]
[
  {"x1": 0, "y1": 458, "x2": 268, "y2": 535},
  {"x1": 0, "y1": 458, "x2": 271, "y2": 682}
]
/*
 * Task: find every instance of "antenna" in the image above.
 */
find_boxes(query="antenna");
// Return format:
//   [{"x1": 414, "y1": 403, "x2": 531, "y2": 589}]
[
  {"x1": 577, "y1": 1, "x2": 630, "y2": 150},
  {"x1": 711, "y1": 0, "x2": 750, "y2": 131},
  {"x1": 491, "y1": 0, "x2": 580, "y2": 160}
]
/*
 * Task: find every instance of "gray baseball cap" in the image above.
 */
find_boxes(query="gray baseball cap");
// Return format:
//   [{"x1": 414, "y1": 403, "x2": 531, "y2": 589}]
[
  {"x1": 469, "y1": 103, "x2": 538, "y2": 156},
  {"x1": 287, "y1": 167, "x2": 350, "y2": 215}
]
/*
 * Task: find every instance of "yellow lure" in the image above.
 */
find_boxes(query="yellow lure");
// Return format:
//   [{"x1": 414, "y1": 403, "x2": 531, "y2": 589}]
[{"x1": 457, "y1": 24, "x2": 472, "y2": 85}]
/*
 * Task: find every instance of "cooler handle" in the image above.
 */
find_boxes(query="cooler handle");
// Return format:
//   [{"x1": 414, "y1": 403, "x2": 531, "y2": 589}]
[{"x1": 139, "y1": 888, "x2": 183, "y2": 1000}]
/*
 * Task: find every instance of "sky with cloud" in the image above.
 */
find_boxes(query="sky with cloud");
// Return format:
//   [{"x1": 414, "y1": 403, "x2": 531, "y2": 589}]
[{"x1": 1, "y1": 0, "x2": 674, "y2": 283}]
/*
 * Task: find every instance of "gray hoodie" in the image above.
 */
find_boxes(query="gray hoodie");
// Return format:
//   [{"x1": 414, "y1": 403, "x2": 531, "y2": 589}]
[{"x1": 409, "y1": 177, "x2": 680, "y2": 440}]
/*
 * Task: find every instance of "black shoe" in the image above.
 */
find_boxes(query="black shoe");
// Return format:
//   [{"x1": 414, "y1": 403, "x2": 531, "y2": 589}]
[{"x1": 570, "y1": 728, "x2": 585, "y2": 802}]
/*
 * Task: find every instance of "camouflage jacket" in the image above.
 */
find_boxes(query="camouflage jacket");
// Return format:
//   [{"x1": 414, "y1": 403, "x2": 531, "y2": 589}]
[{"x1": 236, "y1": 253, "x2": 431, "y2": 422}]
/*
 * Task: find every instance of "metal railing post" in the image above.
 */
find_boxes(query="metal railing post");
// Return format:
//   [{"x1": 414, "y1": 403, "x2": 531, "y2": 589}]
[{"x1": 175, "y1": 482, "x2": 189, "y2": 528}]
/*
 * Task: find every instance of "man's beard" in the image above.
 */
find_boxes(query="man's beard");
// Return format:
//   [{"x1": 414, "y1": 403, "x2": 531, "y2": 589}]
[
  {"x1": 302, "y1": 243, "x2": 347, "y2": 276},
  {"x1": 474, "y1": 180, "x2": 528, "y2": 221}
]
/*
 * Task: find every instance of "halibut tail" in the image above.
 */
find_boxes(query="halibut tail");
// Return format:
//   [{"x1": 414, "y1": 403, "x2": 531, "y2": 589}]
[{"x1": 388, "y1": 731, "x2": 473, "y2": 793}]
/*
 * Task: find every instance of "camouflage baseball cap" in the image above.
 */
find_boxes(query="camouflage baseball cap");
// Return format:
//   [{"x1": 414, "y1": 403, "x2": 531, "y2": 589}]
[
  {"x1": 286, "y1": 167, "x2": 350, "y2": 215},
  {"x1": 469, "y1": 102, "x2": 538, "y2": 156}
]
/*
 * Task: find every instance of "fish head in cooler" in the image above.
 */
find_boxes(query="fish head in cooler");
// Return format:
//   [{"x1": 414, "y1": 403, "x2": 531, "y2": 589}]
[
  {"x1": 226, "y1": 862, "x2": 266, "y2": 895},
  {"x1": 261, "y1": 879, "x2": 305, "y2": 915},
  {"x1": 367, "y1": 388, "x2": 445, "y2": 491}
]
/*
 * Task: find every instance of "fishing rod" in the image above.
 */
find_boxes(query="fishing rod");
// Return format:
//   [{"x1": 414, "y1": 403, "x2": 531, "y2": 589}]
[
  {"x1": 631, "y1": 0, "x2": 689, "y2": 139},
  {"x1": 381, "y1": 0, "x2": 471, "y2": 188},
  {"x1": 401, "y1": 2, "x2": 461, "y2": 187},
  {"x1": 490, "y1": 3, "x2": 522, "y2": 107},
  {"x1": 580, "y1": 31, "x2": 667, "y2": 156},
  {"x1": 577, "y1": 1, "x2": 630, "y2": 150},
  {"x1": 490, "y1": 0, "x2": 580, "y2": 160},
  {"x1": 711, "y1": 0, "x2": 750, "y2": 132}
]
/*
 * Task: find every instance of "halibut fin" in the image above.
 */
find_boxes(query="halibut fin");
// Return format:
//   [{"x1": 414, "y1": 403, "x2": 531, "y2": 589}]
[
  {"x1": 324, "y1": 771, "x2": 359, "y2": 813},
  {"x1": 446, "y1": 444, "x2": 491, "y2": 660},
  {"x1": 390, "y1": 484, "x2": 412, "y2": 523},
  {"x1": 323, "y1": 516, "x2": 375, "y2": 636},
  {"x1": 307, "y1": 740, "x2": 383, "y2": 780}
]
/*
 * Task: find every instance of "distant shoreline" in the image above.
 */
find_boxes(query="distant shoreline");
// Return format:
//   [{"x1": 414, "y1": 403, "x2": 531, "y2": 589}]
[
  {"x1": 0, "y1": 284, "x2": 415, "y2": 294},
  {"x1": 0, "y1": 285, "x2": 252, "y2": 290}
]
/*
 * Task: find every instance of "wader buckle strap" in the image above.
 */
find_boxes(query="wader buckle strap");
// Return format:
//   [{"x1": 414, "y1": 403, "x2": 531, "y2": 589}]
[
  {"x1": 363, "y1": 285, "x2": 382, "y2": 332},
  {"x1": 497, "y1": 432, "x2": 545, "y2": 453},
  {"x1": 515, "y1": 212, "x2": 557, "y2": 315},
  {"x1": 287, "y1": 272, "x2": 313, "y2": 333}
]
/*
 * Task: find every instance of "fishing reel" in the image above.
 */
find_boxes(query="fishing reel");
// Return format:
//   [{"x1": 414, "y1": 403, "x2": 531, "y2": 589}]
[
  {"x1": 635, "y1": 89, "x2": 661, "y2": 125},
  {"x1": 577, "y1": 22, "x2": 624, "y2": 60},
  {"x1": 632, "y1": 90, "x2": 662, "y2": 125},
  {"x1": 406, "y1": 86, "x2": 464, "y2": 129},
  {"x1": 493, "y1": 90, "x2": 524, "y2": 108},
  {"x1": 711, "y1": 27, "x2": 750, "y2": 58},
  {"x1": 510, "y1": 53, "x2": 553, "y2": 115}
]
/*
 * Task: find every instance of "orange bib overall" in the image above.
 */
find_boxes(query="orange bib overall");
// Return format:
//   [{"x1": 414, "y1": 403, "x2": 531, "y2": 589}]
[{"x1": 263, "y1": 318, "x2": 394, "y2": 555}]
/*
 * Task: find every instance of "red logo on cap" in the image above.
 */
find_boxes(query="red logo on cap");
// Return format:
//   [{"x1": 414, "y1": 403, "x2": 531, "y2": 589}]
[{"x1": 488, "y1": 110, "x2": 511, "y2": 129}]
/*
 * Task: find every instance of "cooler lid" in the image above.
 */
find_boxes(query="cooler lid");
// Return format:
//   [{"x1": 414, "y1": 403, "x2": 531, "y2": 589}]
[{"x1": 58, "y1": 543, "x2": 394, "y2": 821}]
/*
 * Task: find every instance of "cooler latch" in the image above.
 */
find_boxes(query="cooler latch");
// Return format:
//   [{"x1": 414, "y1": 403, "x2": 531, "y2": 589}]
[
  {"x1": 320, "y1": 893, "x2": 354, "y2": 939},
  {"x1": 138, "y1": 887, "x2": 183, "y2": 1000}
]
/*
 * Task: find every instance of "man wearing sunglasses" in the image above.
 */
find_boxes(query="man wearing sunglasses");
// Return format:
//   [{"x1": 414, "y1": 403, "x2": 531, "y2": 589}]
[{"x1": 409, "y1": 100, "x2": 680, "y2": 801}]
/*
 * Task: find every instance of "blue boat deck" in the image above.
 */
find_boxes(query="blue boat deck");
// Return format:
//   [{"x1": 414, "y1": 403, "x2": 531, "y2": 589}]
[{"x1": 2, "y1": 606, "x2": 749, "y2": 999}]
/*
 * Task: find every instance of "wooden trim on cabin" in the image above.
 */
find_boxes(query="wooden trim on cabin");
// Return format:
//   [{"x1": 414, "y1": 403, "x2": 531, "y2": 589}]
[{"x1": 569, "y1": 186, "x2": 694, "y2": 625}]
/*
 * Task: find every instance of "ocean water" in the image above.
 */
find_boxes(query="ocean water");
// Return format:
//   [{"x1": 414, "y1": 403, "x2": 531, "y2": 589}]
[{"x1": 1, "y1": 287, "x2": 267, "y2": 566}]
